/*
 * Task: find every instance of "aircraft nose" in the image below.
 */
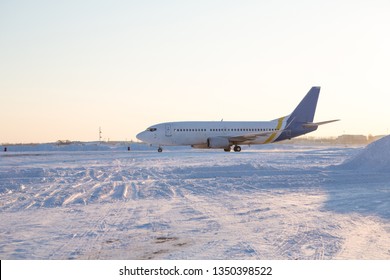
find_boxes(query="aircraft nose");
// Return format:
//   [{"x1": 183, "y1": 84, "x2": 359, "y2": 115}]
[{"x1": 136, "y1": 131, "x2": 147, "y2": 142}]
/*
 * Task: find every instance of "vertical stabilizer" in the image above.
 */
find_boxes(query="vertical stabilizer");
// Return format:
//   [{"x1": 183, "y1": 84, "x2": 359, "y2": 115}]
[
  {"x1": 288, "y1": 86, "x2": 320, "y2": 123},
  {"x1": 275, "y1": 87, "x2": 321, "y2": 142}
]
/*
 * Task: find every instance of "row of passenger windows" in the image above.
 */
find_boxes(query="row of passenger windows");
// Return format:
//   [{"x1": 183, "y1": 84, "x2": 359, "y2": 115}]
[{"x1": 173, "y1": 128, "x2": 278, "y2": 132}]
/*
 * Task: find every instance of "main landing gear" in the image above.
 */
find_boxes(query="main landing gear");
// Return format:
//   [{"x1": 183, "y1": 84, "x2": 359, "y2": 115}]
[
  {"x1": 233, "y1": 145, "x2": 242, "y2": 152},
  {"x1": 224, "y1": 145, "x2": 242, "y2": 152},
  {"x1": 158, "y1": 147, "x2": 163, "y2": 152}
]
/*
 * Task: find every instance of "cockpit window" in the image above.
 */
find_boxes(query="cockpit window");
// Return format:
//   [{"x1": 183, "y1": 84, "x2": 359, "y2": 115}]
[{"x1": 147, "y1": 127, "x2": 157, "y2": 132}]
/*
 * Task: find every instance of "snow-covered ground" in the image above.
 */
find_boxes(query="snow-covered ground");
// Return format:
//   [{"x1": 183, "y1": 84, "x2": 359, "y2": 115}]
[{"x1": 1, "y1": 141, "x2": 389, "y2": 260}]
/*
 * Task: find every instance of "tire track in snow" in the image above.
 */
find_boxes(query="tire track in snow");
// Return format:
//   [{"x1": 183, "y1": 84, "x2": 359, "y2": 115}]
[
  {"x1": 51, "y1": 158, "x2": 174, "y2": 259},
  {"x1": 175, "y1": 186, "x2": 262, "y2": 259}
]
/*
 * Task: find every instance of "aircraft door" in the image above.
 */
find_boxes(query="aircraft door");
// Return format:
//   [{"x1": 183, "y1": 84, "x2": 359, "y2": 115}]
[{"x1": 165, "y1": 124, "x2": 172, "y2": 137}]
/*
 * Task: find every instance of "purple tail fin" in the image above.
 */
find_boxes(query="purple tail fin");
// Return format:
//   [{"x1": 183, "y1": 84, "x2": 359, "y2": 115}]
[{"x1": 288, "y1": 86, "x2": 320, "y2": 124}]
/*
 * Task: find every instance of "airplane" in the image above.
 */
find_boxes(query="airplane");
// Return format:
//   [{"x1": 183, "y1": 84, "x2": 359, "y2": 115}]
[{"x1": 136, "y1": 87, "x2": 339, "y2": 152}]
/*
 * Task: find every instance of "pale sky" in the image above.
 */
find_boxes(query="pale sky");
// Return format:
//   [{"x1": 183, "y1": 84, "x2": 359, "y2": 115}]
[{"x1": 1, "y1": 0, "x2": 390, "y2": 143}]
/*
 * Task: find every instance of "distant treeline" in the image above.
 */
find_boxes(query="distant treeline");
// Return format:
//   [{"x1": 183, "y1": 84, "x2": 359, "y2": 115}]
[{"x1": 285, "y1": 134, "x2": 385, "y2": 145}]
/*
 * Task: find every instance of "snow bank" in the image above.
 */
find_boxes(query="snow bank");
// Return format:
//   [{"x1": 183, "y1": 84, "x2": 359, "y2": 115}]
[{"x1": 340, "y1": 135, "x2": 390, "y2": 171}]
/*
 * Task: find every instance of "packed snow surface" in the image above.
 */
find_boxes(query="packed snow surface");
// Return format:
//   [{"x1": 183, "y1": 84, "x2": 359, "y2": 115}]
[{"x1": 0, "y1": 143, "x2": 389, "y2": 260}]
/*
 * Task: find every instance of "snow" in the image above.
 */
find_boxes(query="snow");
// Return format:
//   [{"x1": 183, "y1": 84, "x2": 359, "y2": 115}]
[
  {"x1": 0, "y1": 143, "x2": 389, "y2": 260},
  {"x1": 340, "y1": 134, "x2": 390, "y2": 171}
]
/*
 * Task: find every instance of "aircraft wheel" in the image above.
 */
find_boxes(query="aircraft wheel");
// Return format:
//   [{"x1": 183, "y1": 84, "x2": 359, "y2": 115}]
[
  {"x1": 234, "y1": 146, "x2": 242, "y2": 152},
  {"x1": 158, "y1": 147, "x2": 163, "y2": 152},
  {"x1": 224, "y1": 148, "x2": 231, "y2": 152}
]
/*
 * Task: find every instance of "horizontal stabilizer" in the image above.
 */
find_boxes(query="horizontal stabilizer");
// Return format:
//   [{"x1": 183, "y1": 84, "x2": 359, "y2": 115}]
[{"x1": 302, "y1": 119, "x2": 340, "y2": 128}]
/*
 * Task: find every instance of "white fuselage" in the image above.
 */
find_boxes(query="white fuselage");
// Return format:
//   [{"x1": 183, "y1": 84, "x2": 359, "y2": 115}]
[{"x1": 136, "y1": 118, "x2": 288, "y2": 148}]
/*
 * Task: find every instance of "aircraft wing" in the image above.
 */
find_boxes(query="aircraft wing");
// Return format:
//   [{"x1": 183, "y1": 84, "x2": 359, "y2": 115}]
[
  {"x1": 229, "y1": 119, "x2": 340, "y2": 142},
  {"x1": 228, "y1": 116, "x2": 296, "y2": 143},
  {"x1": 228, "y1": 116, "x2": 295, "y2": 143},
  {"x1": 228, "y1": 130, "x2": 280, "y2": 143}
]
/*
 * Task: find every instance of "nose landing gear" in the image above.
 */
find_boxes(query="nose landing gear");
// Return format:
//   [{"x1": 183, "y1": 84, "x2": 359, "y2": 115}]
[{"x1": 158, "y1": 147, "x2": 163, "y2": 153}]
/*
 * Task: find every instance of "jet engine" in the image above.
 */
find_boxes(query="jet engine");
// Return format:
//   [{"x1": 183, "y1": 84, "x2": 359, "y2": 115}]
[{"x1": 207, "y1": 137, "x2": 230, "y2": 149}]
